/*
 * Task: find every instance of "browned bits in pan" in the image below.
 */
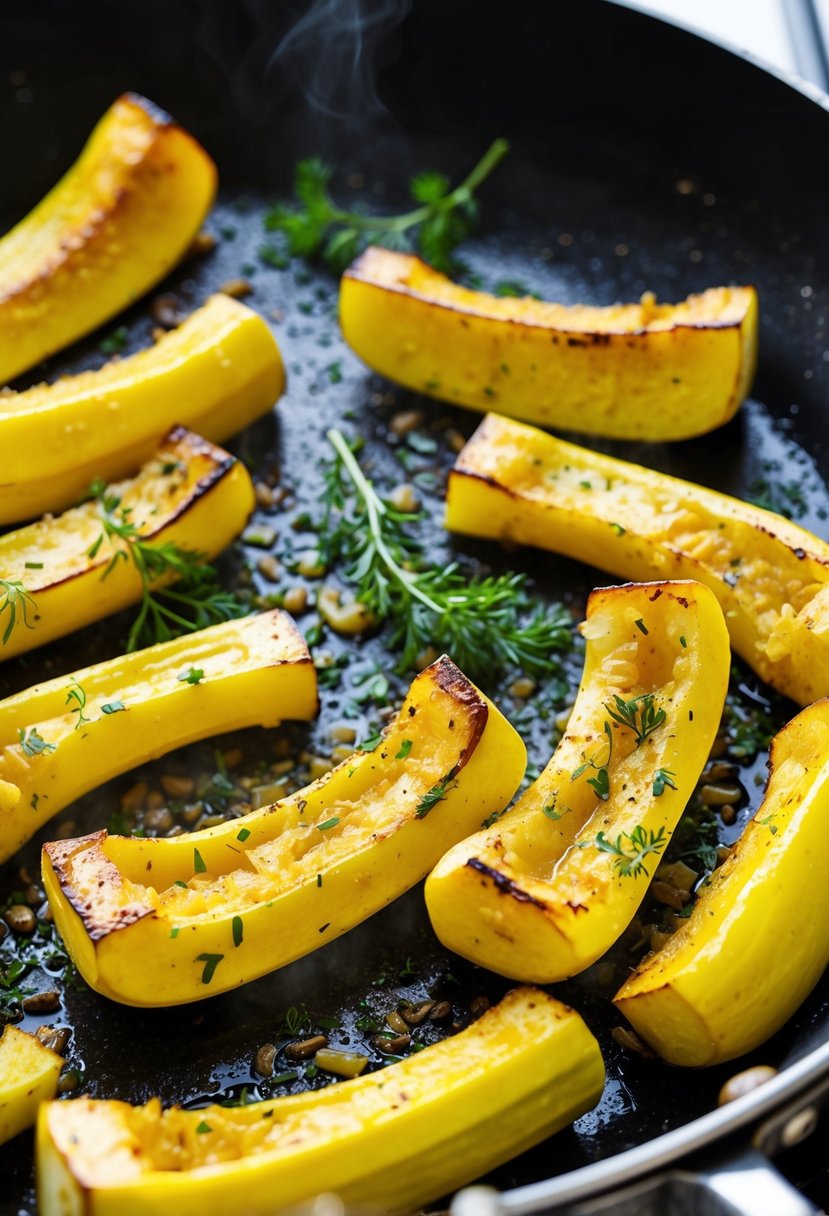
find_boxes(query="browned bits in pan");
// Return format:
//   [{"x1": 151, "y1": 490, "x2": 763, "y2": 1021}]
[
  {"x1": 284, "y1": 1035, "x2": 328, "y2": 1061},
  {"x1": 254, "y1": 1043, "x2": 277, "y2": 1077}
]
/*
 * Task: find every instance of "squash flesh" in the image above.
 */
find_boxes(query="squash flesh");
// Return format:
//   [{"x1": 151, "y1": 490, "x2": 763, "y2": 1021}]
[
  {"x1": 0, "y1": 610, "x2": 317, "y2": 861},
  {"x1": 0, "y1": 295, "x2": 283, "y2": 524},
  {"x1": 0, "y1": 1025, "x2": 62, "y2": 1146},
  {"x1": 37, "y1": 987, "x2": 603, "y2": 1216},
  {"x1": 0, "y1": 427, "x2": 254, "y2": 659},
  {"x1": 0, "y1": 93, "x2": 216, "y2": 384},
  {"x1": 614, "y1": 700, "x2": 829, "y2": 1066},
  {"x1": 339, "y1": 247, "x2": 758, "y2": 441},
  {"x1": 42, "y1": 656, "x2": 526, "y2": 1006},
  {"x1": 425, "y1": 581, "x2": 730, "y2": 981},
  {"x1": 446, "y1": 412, "x2": 829, "y2": 705}
]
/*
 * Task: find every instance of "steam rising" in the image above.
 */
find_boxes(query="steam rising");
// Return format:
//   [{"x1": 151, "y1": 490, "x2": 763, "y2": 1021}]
[{"x1": 268, "y1": 0, "x2": 411, "y2": 128}]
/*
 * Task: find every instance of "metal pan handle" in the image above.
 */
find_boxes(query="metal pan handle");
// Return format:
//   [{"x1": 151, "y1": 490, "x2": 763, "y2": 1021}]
[{"x1": 451, "y1": 1150, "x2": 822, "y2": 1215}]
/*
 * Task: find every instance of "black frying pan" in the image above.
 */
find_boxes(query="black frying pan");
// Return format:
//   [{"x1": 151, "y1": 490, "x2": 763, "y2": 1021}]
[{"x1": 2, "y1": 1, "x2": 829, "y2": 1212}]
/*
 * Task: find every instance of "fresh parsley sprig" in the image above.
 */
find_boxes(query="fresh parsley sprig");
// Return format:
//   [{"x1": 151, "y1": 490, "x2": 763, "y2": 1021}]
[
  {"x1": 264, "y1": 138, "x2": 509, "y2": 273},
  {"x1": 318, "y1": 430, "x2": 573, "y2": 678},
  {"x1": 88, "y1": 479, "x2": 247, "y2": 652}
]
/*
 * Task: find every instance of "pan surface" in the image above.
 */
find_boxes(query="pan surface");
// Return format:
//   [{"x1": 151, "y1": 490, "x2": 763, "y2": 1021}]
[{"x1": 2, "y1": 0, "x2": 829, "y2": 1210}]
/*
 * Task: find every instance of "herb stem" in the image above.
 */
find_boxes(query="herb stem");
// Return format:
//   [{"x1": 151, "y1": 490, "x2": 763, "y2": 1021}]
[
  {"x1": 326, "y1": 429, "x2": 443, "y2": 618},
  {"x1": 326, "y1": 138, "x2": 510, "y2": 238}
]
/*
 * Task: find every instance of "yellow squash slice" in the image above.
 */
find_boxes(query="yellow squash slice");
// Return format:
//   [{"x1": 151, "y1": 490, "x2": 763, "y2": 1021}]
[
  {"x1": 42, "y1": 656, "x2": 525, "y2": 1007},
  {"x1": 446, "y1": 413, "x2": 829, "y2": 706},
  {"x1": 425, "y1": 581, "x2": 730, "y2": 982},
  {"x1": 0, "y1": 427, "x2": 254, "y2": 660},
  {"x1": 0, "y1": 1025, "x2": 62, "y2": 1146},
  {"x1": 0, "y1": 93, "x2": 216, "y2": 385},
  {"x1": 340, "y1": 247, "x2": 758, "y2": 441},
  {"x1": 0, "y1": 294, "x2": 283, "y2": 525},
  {"x1": 0, "y1": 610, "x2": 317, "y2": 862},
  {"x1": 37, "y1": 987, "x2": 603, "y2": 1216},
  {"x1": 614, "y1": 699, "x2": 829, "y2": 1066}
]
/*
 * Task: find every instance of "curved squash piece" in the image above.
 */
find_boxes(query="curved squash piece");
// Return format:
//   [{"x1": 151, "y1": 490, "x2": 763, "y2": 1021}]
[
  {"x1": 37, "y1": 987, "x2": 603, "y2": 1216},
  {"x1": 614, "y1": 699, "x2": 829, "y2": 1066},
  {"x1": 0, "y1": 1025, "x2": 62, "y2": 1146},
  {"x1": 0, "y1": 610, "x2": 317, "y2": 863},
  {"x1": 447, "y1": 413, "x2": 829, "y2": 706},
  {"x1": 42, "y1": 656, "x2": 526, "y2": 1007},
  {"x1": 0, "y1": 427, "x2": 254, "y2": 661},
  {"x1": 0, "y1": 294, "x2": 283, "y2": 525},
  {"x1": 340, "y1": 247, "x2": 758, "y2": 441},
  {"x1": 425, "y1": 582, "x2": 730, "y2": 983},
  {"x1": 0, "y1": 93, "x2": 216, "y2": 385}
]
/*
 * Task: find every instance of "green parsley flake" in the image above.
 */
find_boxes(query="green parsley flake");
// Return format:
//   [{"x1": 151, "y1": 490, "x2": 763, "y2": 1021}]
[
  {"x1": 196, "y1": 953, "x2": 224, "y2": 984},
  {"x1": 178, "y1": 667, "x2": 205, "y2": 685}
]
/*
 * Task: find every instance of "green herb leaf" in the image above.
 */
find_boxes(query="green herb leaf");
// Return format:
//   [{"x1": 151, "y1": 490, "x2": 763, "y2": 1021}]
[
  {"x1": 265, "y1": 139, "x2": 509, "y2": 274},
  {"x1": 232, "y1": 916, "x2": 244, "y2": 947},
  {"x1": 586, "y1": 767, "x2": 610, "y2": 800},
  {"x1": 66, "y1": 678, "x2": 91, "y2": 730},
  {"x1": 318, "y1": 430, "x2": 574, "y2": 678},
  {"x1": 99, "y1": 325, "x2": 128, "y2": 354},
  {"x1": 415, "y1": 772, "x2": 458, "y2": 819},
  {"x1": 193, "y1": 848, "x2": 207, "y2": 874},
  {"x1": 178, "y1": 666, "x2": 205, "y2": 685},
  {"x1": 196, "y1": 1120, "x2": 212, "y2": 1134},
  {"x1": 87, "y1": 481, "x2": 248, "y2": 653},
  {"x1": 357, "y1": 731, "x2": 382, "y2": 752},
  {"x1": 236, "y1": 827, "x2": 251, "y2": 843},
  {"x1": 0, "y1": 580, "x2": 38, "y2": 646},
  {"x1": 652, "y1": 767, "x2": 678, "y2": 797},
  {"x1": 395, "y1": 739, "x2": 413, "y2": 760},
  {"x1": 594, "y1": 825, "x2": 667, "y2": 878},
  {"x1": 542, "y1": 800, "x2": 570, "y2": 821},
  {"x1": 18, "y1": 727, "x2": 56, "y2": 757},
  {"x1": 317, "y1": 817, "x2": 340, "y2": 831},
  {"x1": 606, "y1": 693, "x2": 666, "y2": 746},
  {"x1": 196, "y1": 953, "x2": 224, "y2": 984}
]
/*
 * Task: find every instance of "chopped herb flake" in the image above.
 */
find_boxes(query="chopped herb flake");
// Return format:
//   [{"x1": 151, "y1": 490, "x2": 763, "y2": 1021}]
[{"x1": 196, "y1": 953, "x2": 224, "y2": 984}]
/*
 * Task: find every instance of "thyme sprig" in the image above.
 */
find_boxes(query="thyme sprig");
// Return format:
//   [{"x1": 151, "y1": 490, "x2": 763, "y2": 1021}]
[
  {"x1": 594, "y1": 825, "x2": 667, "y2": 879},
  {"x1": 318, "y1": 430, "x2": 573, "y2": 678},
  {"x1": 606, "y1": 693, "x2": 666, "y2": 746},
  {"x1": 88, "y1": 479, "x2": 247, "y2": 652},
  {"x1": 265, "y1": 138, "x2": 509, "y2": 273},
  {"x1": 0, "y1": 579, "x2": 37, "y2": 646}
]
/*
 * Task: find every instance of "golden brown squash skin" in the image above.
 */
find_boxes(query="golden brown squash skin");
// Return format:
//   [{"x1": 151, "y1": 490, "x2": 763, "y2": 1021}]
[
  {"x1": 340, "y1": 246, "x2": 758, "y2": 441},
  {"x1": 0, "y1": 1026, "x2": 62, "y2": 1146},
  {"x1": 36, "y1": 988, "x2": 604, "y2": 1216},
  {"x1": 614, "y1": 698, "x2": 829, "y2": 1066},
  {"x1": 42, "y1": 656, "x2": 526, "y2": 1007},
  {"x1": 426, "y1": 580, "x2": 730, "y2": 982},
  {"x1": 0, "y1": 610, "x2": 317, "y2": 862},
  {"x1": 0, "y1": 93, "x2": 217, "y2": 384},
  {"x1": 446, "y1": 412, "x2": 829, "y2": 706},
  {"x1": 0, "y1": 294, "x2": 283, "y2": 525},
  {"x1": 0, "y1": 427, "x2": 254, "y2": 660}
]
